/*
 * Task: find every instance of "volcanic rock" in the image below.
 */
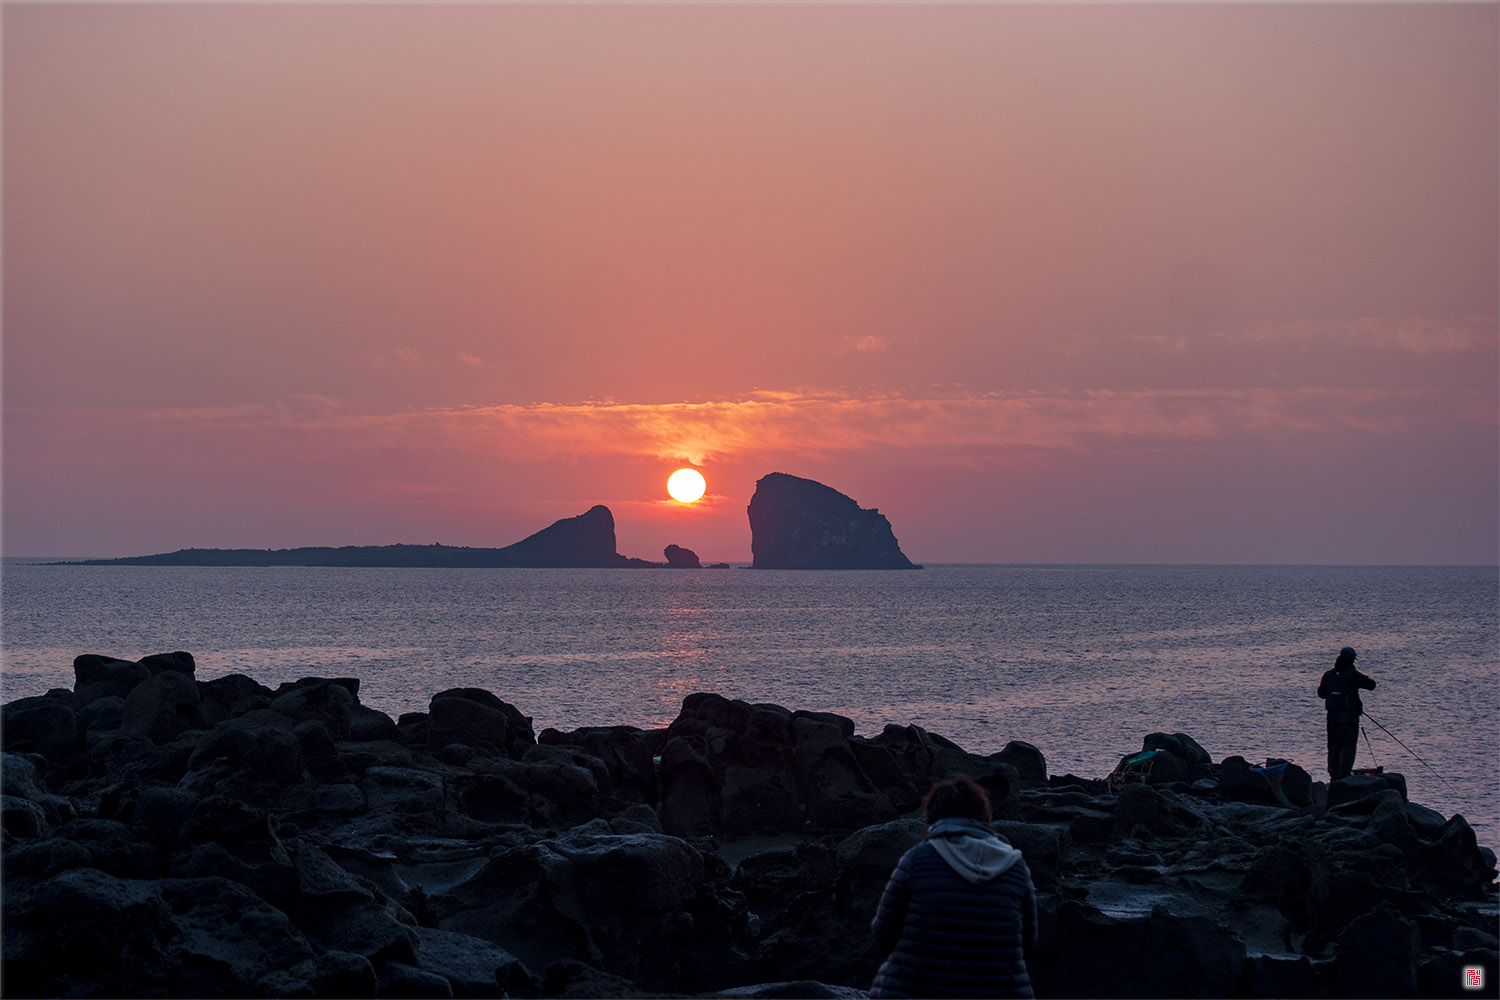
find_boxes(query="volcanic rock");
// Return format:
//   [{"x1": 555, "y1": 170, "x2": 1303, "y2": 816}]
[
  {"x1": 1, "y1": 695, "x2": 85, "y2": 765},
  {"x1": 747, "y1": 473, "x2": 919, "y2": 569},
  {"x1": 72, "y1": 654, "x2": 151, "y2": 706},
  {"x1": 3, "y1": 652, "x2": 1496, "y2": 1000},
  {"x1": 665, "y1": 544, "x2": 702, "y2": 568},
  {"x1": 495, "y1": 504, "x2": 629, "y2": 568},
  {"x1": 427, "y1": 688, "x2": 535, "y2": 759}
]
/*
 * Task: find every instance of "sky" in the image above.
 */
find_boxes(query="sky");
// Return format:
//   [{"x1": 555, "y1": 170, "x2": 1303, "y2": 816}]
[{"x1": 3, "y1": 2, "x2": 1496, "y2": 564}]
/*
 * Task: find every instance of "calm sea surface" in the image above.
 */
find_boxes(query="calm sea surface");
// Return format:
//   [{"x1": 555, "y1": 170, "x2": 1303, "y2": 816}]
[{"x1": 3, "y1": 564, "x2": 1496, "y2": 849}]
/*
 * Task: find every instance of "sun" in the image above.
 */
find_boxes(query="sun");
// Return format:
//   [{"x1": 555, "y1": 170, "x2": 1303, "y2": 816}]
[{"x1": 667, "y1": 467, "x2": 707, "y2": 504}]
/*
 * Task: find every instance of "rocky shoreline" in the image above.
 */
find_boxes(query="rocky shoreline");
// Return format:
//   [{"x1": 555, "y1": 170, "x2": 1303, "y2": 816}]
[{"x1": 3, "y1": 652, "x2": 1496, "y2": 998}]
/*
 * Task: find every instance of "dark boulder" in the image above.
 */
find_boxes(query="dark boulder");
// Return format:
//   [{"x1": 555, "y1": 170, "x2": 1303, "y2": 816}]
[
  {"x1": 539, "y1": 725, "x2": 662, "y2": 806},
  {"x1": 156, "y1": 876, "x2": 317, "y2": 997},
  {"x1": 411, "y1": 925, "x2": 534, "y2": 999},
  {"x1": 350, "y1": 704, "x2": 400, "y2": 742},
  {"x1": 1, "y1": 752, "x2": 74, "y2": 833},
  {"x1": 788, "y1": 711, "x2": 896, "y2": 830},
  {"x1": 865, "y1": 722, "x2": 1019, "y2": 808},
  {"x1": 539, "y1": 960, "x2": 642, "y2": 999},
  {"x1": 661, "y1": 694, "x2": 912, "y2": 836},
  {"x1": 53, "y1": 818, "x2": 158, "y2": 877},
  {"x1": 375, "y1": 960, "x2": 455, "y2": 998},
  {"x1": 301, "y1": 898, "x2": 421, "y2": 967},
  {"x1": 659, "y1": 736, "x2": 722, "y2": 837},
  {"x1": 121, "y1": 671, "x2": 207, "y2": 744},
  {"x1": 1114, "y1": 746, "x2": 1190, "y2": 786},
  {"x1": 137, "y1": 651, "x2": 196, "y2": 678},
  {"x1": 1, "y1": 836, "x2": 93, "y2": 881},
  {"x1": 1031, "y1": 901, "x2": 1247, "y2": 999},
  {"x1": 1, "y1": 796, "x2": 50, "y2": 841},
  {"x1": 79, "y1": 695, "x2": 126, "y2": 733},
  {"x1": 428, "y1": 688, "x2": 535, "y2": 759},
  {"x1": 270, "y1": 679, "x2": 360, "y2": 740},
  {"x1": 360, "y1": 765, "x2": 447, "y2": 833},
  {"x1": 430, "y1": 842, "x2": 595, "y2": 975},
  {"x1": 1, "y1": 868, "x2": 172, "y2": 998},
  {"x1": 752, "y1": 819, "x2": 923, "y2": 987},
  {"x1": 994, "y1": 740, "x2": 1048, "y2": 788},
  {"x1": 430, "y1": 830, "x2": 753, "y2": 994},
  {"x1": 993, "y1": 819, "x2": 1067, "y2": 892},
  {"x1": 198, "y1": 673, "x2": 275, "y2": 723},
  {"x1": 2, "y1": 869, "x2": 316, "y2": 999},
  {"x1": 451, "y1": 751, "x2": 603, "y2": 830},
  {"x1": 130, "y1": 786, "x2": 198, "y2": 853},
  {"x1": 295, "y1": 719, "x2": 348, "y2": 782},
  {"x1": 1, "y1": 695, "x2": 85, "y2": 764},
  {"x1": 747, "y1": 473, "x2": 919, "y2": 570},
  {"x1": 1328, "y1": 771, "x2": 1408, "y2": 808},
  {"x1": 1419, "y1": 815, "x2": 1498, "y2": 897},
  {"x1": 180, "y1": 719, "x2": 304, "y2": 802},
  {"x1": 73, "y1": 654, "x2": 150, "y2": 706},
  {"x1": 730, "y1": 841, "x2": 841, "y2": 929},
  {"x1": 1331, "y1": 903, "x2": 1420, "y2": 997},
  {"x1": 176, "y1": 796, "x2": 298, "y2": 901},
  {"x1": 1143, "y1": 731, "x2": 1212, "y2": 767},
  {"x1": 665, "y1": 544, "x2": 702, "y2": 568}
]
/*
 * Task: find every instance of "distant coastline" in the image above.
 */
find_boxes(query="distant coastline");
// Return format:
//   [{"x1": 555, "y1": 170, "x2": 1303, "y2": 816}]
[
  {"x1": 57, "y1": 544, "x2": 671, "y2": 570},
  {"x1": 56, "y1": 504, "x2": 674, "y2": 570}
]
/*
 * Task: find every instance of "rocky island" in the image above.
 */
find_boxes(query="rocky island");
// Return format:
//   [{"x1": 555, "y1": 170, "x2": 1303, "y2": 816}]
[
  {"x1": 68, "y1": 507, "x2": 665, "y2": 570},
  {"x1": 747, "y1": 474, "x2": 920, "y2": 570},
  {"x1": 4, "y1": 651, "x2": 1494, "y2": 998}
]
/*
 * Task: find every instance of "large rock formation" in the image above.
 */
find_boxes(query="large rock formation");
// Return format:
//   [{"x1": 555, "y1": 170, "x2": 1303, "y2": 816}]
[
  {"x1": 3, "y1": 651, "x2": 1496, "y2": 999},
  {"x1": 664, "y1": 545, "x2": 702, "y2": 568},
  {"x1": 70, "y1": 506, "x2": 657, "y2": 569},
  {"x1": 747, "y1": 473, "x2": 920, "y2": 570}
]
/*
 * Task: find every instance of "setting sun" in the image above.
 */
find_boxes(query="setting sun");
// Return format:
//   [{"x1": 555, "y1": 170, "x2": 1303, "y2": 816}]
[{"x1": 667, "y1": 468, "x2": 707, "y2": 504}]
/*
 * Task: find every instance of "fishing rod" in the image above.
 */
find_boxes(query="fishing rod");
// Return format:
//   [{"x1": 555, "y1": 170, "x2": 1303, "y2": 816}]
[
  {"x1": 1360, "y1": 724, "x2": 1378, "y2": 768},
  {"x1": 1362, "y1": 710, "x2": 1463, "y2": 798}
]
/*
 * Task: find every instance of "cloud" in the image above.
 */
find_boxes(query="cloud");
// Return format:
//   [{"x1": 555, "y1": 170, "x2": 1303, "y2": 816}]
[
  {"x1": 457, "y1": 353, "x2": 487, "y2": 369},
  {"x1": 26, "y1": 385, "x2": 1490, "y2": 472},
  {"x1": 1237, "y1": 315, "x2": 1497, "y2": 356},
  {"x1": 835, "y1": 335, "x2": 893, "y2": 355}
]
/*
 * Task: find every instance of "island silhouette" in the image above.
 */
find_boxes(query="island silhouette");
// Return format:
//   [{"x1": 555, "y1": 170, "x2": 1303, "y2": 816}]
[{"x1": 68, "y1": 474, "x2": 920, "y2": 569}]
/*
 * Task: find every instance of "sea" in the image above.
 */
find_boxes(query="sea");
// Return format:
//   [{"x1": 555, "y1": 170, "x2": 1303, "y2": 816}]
[{"x1": 2, "y1": 563, "x2": 1496, "y2": 851}]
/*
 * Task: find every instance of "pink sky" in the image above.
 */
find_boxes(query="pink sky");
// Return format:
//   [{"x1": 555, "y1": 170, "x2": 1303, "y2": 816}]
[{"x1": 4, "y1": 3, "x2": 1496, "y2": 564}]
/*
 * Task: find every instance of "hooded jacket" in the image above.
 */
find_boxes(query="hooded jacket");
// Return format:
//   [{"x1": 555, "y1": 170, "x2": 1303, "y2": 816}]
[{"x1": 870, "y1": 818, "x2": 1038, "y2": 999}]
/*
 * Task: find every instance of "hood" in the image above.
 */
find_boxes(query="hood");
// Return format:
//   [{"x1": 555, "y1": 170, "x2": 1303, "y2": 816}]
[{"x1": 926, "y1": 818, "x2": 1024, "y2": 883}]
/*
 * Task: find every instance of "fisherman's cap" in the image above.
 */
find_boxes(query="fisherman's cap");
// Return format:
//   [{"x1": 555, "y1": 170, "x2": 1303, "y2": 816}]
[{"x1": 1339, "y1": 647, "x2": 1357, "y2": 660}]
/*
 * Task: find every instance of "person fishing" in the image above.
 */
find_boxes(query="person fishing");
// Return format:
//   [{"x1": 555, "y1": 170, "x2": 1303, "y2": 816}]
[
  {"x1": 869, "y1": 775, "x2": 1037, "y2": 998},
  {"x1": 1317, "y1": 646, "x2": 1377, "y2": 780}
]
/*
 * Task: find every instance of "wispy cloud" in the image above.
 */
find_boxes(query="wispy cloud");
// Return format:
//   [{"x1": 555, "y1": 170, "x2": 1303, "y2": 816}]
[
  {"x1": 22, "y1": 385, "x2": 1491, "y2": 469},
  {"x1": 1237, "y1": 316, "x2": 1497, "y2": 356},
  {"x1": 835, "y1": 335, "x2": 893, "y2": 355}
]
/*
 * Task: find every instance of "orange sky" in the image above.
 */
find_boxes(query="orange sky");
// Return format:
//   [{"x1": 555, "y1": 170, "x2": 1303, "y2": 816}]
[{"x1": 4, "y1": 3, "x2": 1496, "y2": 563}]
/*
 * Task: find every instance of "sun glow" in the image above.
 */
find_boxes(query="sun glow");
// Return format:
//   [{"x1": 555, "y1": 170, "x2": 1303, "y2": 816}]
[{"x1": 667, "y1": 467, "x2": 707, "y2": 504}]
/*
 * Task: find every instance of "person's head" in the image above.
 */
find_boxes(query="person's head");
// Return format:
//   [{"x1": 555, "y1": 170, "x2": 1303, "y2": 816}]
[
  {"x1": 1336, "y1": 647, "x2": 1357, "y2": 669},
  {"x1": 922, "y1": 775, "x2": 992, "y2": 828}
]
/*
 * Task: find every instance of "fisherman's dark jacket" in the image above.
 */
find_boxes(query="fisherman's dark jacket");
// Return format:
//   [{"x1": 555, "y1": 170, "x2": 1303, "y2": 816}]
[
  {"x1": 1318, "y1": 665, "x2": 1377, "y2": 717},
  {"x1": 868, "y1": 838, "x2": 1037, "y2": 999}
]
